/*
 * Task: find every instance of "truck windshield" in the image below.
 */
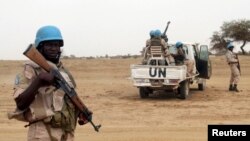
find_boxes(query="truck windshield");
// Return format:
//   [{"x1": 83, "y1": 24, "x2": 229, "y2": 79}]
[{"x1": 168, "y1": 44, "x2": 177, "y2": 54}]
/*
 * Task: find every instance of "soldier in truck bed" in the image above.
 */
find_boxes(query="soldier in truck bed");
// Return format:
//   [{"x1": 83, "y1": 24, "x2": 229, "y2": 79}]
[
  {"x1": 142, "y1": 30, "x2": 155, "y2": 64},
  {"x1": 145, "y1": 30, "x2": 155, "y2": 47},
  {"x1": 142, "y1": 29, "x2": 174, "y2": 65},
  {"x1": 171, "y1": 41, "x2": 194, "y2": 76}
]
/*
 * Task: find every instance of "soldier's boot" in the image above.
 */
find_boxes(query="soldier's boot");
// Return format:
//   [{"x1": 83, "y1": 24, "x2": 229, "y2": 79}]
[
  {"x1": 233, "y1": 84, "x2": 240, "y2": 92},
  {"x1": 229, "y1": 84, "x2": 234, "y2": 91}
]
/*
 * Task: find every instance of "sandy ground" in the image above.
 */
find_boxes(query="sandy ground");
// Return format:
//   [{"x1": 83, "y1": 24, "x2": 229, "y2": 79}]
[{"x1": 0, "y1": 55, "x2": 250, "y2": 141}]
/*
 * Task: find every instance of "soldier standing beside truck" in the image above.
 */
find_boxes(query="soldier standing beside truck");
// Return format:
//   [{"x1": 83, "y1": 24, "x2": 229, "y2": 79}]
[{"x1": 225, "y1": 43, "x2": 240, "y2": 92}]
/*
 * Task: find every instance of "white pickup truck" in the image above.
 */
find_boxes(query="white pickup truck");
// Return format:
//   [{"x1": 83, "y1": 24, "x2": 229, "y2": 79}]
[{"x1": 130, "y1": 43, "x2": 212, "y2": 99}]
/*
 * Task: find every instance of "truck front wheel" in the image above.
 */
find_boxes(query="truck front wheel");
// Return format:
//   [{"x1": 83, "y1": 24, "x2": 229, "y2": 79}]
[
  {"x1": 179, "y1": 80, "x2": 190, "y2": 99},
  {"x1": 139, "y1": 87, "x2": 149, "y2": 98}
]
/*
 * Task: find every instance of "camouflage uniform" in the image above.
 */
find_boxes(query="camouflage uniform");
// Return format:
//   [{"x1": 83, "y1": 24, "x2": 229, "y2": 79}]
[
  {"x1": 172, "y1": 47, "x2": 194, "y2": 76},
  {"x1": 8, "y1": 61, "x2": 77, "y2": 141},
  {"x1": 173, "y1": 47, "x2": 185, "y2": 65},
  {"x1": 184, "y1": 60, "x2": 195, "y2": 76},
  {"x1": 225, "y1": 50, "x2": 240, "y2": 86}
]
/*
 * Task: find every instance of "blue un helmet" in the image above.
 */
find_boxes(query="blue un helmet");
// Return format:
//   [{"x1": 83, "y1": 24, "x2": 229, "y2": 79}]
[
  {"x1": 154, "y1": 29, "x2": 162, "y2": 37},
  {"x1": 175, "y1": 41, "x2": 183, "y2": 48},
  {"x1": 227, "y1": 43, "x2": 234, "y2": 49},
  {"x1": 149, "y1": 30, "x2": 155, "y2": 37},
  {"x1": 35, "y1": 25, "x2": 64, "y2": 48}
]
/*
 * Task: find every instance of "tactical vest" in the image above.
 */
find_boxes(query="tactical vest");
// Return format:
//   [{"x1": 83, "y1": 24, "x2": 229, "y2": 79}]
[
  {"x1": 9, "y1": 61, "x2": 78, "y2": 132},
  {"x1": 148, "y1": 37, "x2": 166, "y2": 58},
  {"x1": 150, "y1": 37, "x2": 162, "y2": 46}
]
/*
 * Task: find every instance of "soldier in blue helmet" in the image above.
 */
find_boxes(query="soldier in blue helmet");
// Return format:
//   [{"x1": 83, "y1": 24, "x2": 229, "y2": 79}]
[
  {"x1": 171, "y1": 41, "x2": 195, "y2": 76},
  {"x1": 145, "y1": 30, "x2": 155, "y2": 47},
  {"x1": 142, "y1": 30, "x2": 155, "y2": 64},
  {"x1": 142, "y1": 29, "x2": 174, "y2": 65},
  {"x1": 145, "y1": 29, "x2": 164, "y2": 49},
  {"x1": 172, "y1": 42, "x2": 186, "y2": 65},
  {"x1": 9, "y1": 25, "x2": 92, "y2": 140},
  {"x1": 225, "y1": 43, "x2": 240, "y2": 92},
  {"x1": 35, "y1": 25, "x2": 64, "y2": 64}
]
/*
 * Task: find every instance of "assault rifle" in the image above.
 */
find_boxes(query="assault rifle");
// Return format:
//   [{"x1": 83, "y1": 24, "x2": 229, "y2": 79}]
[
  {"x1": 235, "y1": 54, "x2": 241, "y2": 75},
  {"x1": 161, "y1": 21, "x2": 171, "y2": 42},
  {"x1": 23, "y1": 44, "x2": 101, "y2": 132}
]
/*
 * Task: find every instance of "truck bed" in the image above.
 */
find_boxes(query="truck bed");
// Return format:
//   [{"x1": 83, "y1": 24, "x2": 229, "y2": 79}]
[{"x1": 130, "y1": 64, "x2": 189, "y2": 87}]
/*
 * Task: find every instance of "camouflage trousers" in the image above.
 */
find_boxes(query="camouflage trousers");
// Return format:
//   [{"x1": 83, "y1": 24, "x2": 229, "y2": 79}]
[
  {"x1": 27, "y1": 121, "x2": 74, "y2": 141},
  {"x1": 229, "y1": 64, "x2": 240, "y2": 84},
  {"x1": 184, "y1": 60, "x2": 195, "y2": 76}
]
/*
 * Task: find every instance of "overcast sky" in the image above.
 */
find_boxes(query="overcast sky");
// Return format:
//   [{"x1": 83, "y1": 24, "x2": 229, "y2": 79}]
[{"x1": 0, "y1": 0, "x2": 249, "y2": 60}]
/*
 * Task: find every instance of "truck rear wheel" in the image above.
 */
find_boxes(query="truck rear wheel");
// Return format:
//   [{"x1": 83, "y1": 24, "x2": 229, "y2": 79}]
[
  {"x1": 139, "y1": 87, "x2": 149, "y2": 98},
  {"x1": 179, "y1": 80, "x2": 190, "y2": 99}
]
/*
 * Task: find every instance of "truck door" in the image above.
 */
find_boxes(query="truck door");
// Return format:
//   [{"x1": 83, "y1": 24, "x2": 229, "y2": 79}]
[{"x1": 197, "y1": 45, "x2": 212, "y2": 79}]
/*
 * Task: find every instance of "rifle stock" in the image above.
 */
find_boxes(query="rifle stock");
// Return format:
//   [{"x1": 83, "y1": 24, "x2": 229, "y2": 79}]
[
  {"x1": 23, "y1": 44, "x2": 101, "y2": 132},
  {"x1": 23, "y1": 45, "x2": 52, "y2": 72}
]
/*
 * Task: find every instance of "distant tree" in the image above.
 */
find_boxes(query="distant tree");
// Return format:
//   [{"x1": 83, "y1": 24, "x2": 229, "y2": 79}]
[
  {"x1": 210, "y1": 31, "x2": 227, "y2": 52},
  {"x1": 222, "y1": 19, "x2": 250, "y2": 54},
  {"x1": 210, "y1": 19, "x2": 250, "y2": 54}
]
